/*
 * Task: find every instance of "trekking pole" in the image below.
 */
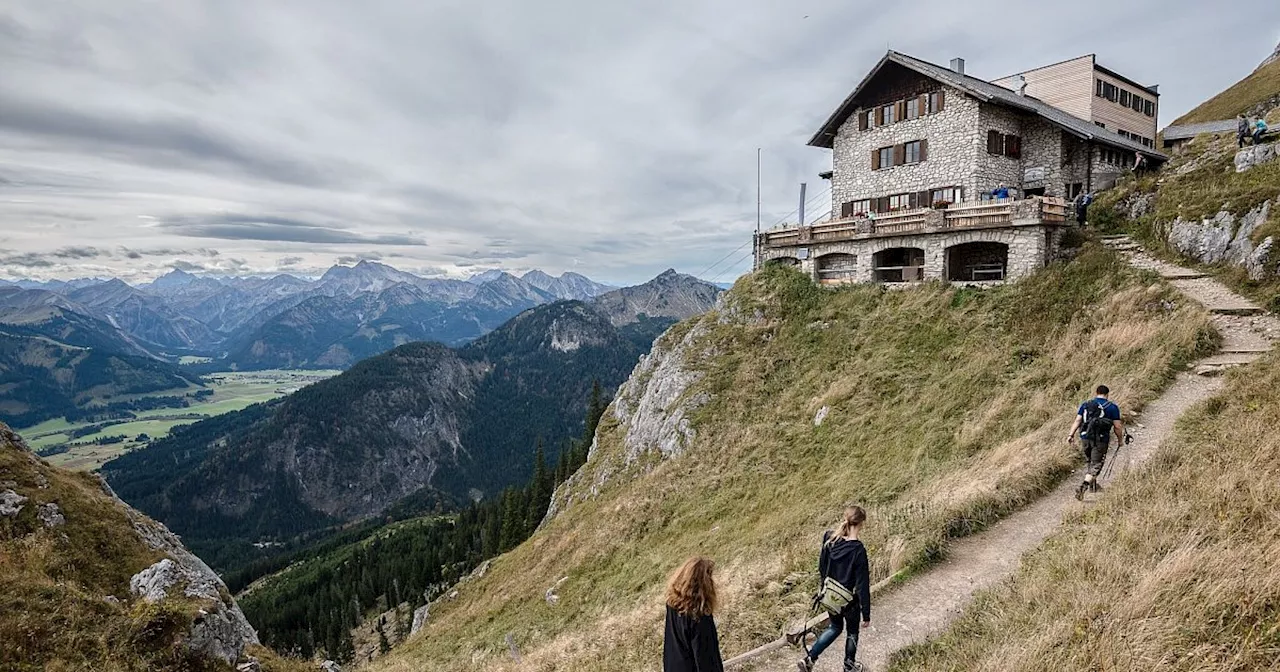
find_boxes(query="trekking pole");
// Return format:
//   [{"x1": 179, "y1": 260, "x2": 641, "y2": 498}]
[{"x1": 1102, "y1": 433, "x2": 1133, "y2": 479}]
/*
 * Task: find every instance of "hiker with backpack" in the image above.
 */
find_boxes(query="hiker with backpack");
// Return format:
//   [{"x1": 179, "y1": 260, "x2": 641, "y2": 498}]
[
  {"x1": 664, "y1": 556, "x2": 725, "y2": 672},
  {"x1": 797, "y1": 506, "x2": 871, "y2": 672},
  {"x1": 1067, "y1": 385, "x2": 1127, "y2": 499}
]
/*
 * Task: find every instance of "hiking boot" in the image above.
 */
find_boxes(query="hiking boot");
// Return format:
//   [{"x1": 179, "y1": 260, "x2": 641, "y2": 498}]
[
  {"x1": 797, "y1": 656, "x2": 814, "y2": 672},
  {"x1": 1075, "y1": 480, "x2": 1088, "y2": 501},
  {"x1": 1090, "y1": 481, "x2": 1103, "y2": 493}
]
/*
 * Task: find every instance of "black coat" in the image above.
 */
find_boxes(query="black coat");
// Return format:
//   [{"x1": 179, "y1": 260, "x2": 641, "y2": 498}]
[
  {"x1": 819, "y1": 532, "x2": 872, "y2": 622},
  {"x1": 663, "y1": 605, "x2": 725, "y2": 672}
]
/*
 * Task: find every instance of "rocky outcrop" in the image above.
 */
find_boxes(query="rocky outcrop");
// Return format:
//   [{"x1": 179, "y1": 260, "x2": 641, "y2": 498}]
[
  {"x1": 544, "y1": 317, "x2": 712, "y2": 522},
  {"x1": 1261, "y1": 40, "x2": 1280, "y2": 70},
  {"x1": 1235, "y1": 144, "x2": 1277, "y2": 173},
  {"x1": 410, "y1": 605, "x2": 430, "y2": 635},
  {"x1": 591, "y1": 269, "x2": 721, "y2": 327},
  {"x1": 0, "y1": 489, "x2": 27, "y2": 516},
  {"x1": 1168, "y1": 200, "x2": 1277, "y2": 280}
]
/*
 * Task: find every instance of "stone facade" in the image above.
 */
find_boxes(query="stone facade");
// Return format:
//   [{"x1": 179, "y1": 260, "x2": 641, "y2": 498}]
[
  {"x1": 758, "y1": 223, "x2": 1061, "y2": 284},
  {"x1": 831, "y1": 83, "x2": 1102, "y2": 216}
]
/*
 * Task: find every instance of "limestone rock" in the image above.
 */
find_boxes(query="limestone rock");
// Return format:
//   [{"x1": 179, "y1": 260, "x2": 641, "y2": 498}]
[
  {"x1": 320, "y1": 662, "x2": 342, "y2": 672},
  {"x1": 1235, "y1": 144, "x2": 1277, "y2": 173},
  {"x1": 1261, "y1": 40, "x2": 1280, "y2": 69},
  {"x1": 236, "y1": 659, "x2": 262, "y2": 672},
  {"x1": 0, "y1": 489, "x2": 26, "y2": 517},
  {"x1": 1248, "y1": 236, "x2": 1276, "y2": 281},
  {"x1": 410, "y1": 604, "x2": 430, "y2": 635},
  {"x1": 813, "y1": 406, "x2": 830, "y2": 427},
  {"x1": 545, "y1": 576, "x2": 569, "y2": 606},
  {"x1": 37, "y1": 502, "x2": 65, "y2": 528}
]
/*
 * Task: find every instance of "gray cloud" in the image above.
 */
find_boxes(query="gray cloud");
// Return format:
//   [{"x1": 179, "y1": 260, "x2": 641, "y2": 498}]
[
  {"x1": 160, "y1": 214, "x2": 427, "y2": 246},
  {"x1": 276, "y1": 255, "x2": 304, "y2": 267},
  {"x1": 1, "y1": 1, "x2": 1277, "y2": 283},
  {"x1": 51, "y1": 245, "x2": 105, "y2": 258}
]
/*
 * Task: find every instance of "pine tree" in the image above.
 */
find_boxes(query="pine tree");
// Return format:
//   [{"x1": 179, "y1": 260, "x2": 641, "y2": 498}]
[
  {"x1": 377, "y1": 621, "x2": 391, "y2": 654},
  {"x1": 526, "y1": 441, "x2": 551, "y2": 533}
]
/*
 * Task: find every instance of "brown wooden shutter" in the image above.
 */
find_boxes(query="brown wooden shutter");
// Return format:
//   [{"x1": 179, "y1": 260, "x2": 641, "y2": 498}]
[
  {"x1": 918, "y1": 94, "x2": 928, "y2": 116},
  {"x1": 987, "y1": 130, "x2": 1001, "y2": 155},
  {"x1": 919, "y1": 138, "x2": 928, "y2": 162},
  {"x1": 894, "y1": 143, "x2": 905, "y2": 166},
  {"x1": 895, "y1": 100, "x2": 906, "y2": 122},
  {"x1": 936, "y1": 89, "x2": 945, "y2": 112},
  {"x1": 918, "y1": 190, "x2": 931, "y2": 207},
  {"x1": 840, "y1": 201, "x2": 854, "y2": 218},
  {"x1": 1005, "y1": 135, "x2": 1021, "y2": 158},
  {"x1": 878, "y1": 196, "x2": 890, "y2": 213},
  {"x1": 858, "y1": 111, "x2": 868, "y2": 132},
  {"x1": 875, "y1": 106, "x2": 884, "y2": 126},
  {"x1": 871, "y1": 148, "x2": 881, "y2": 170}
]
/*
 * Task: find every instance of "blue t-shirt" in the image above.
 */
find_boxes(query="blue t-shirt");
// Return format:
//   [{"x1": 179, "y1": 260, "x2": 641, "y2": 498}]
[{"x1": 1077, "y1": 397, "x2": 1121, "y2": 438}]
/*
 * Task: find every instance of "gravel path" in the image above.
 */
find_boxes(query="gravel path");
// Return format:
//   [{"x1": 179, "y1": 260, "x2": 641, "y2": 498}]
[{"x1": 749, "y1": 239, "x2": 1277, "y2": 672}]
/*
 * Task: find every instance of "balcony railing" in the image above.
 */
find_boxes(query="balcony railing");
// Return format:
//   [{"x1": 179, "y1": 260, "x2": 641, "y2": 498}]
[{"x1": 759, "y1": 196, "x2": 1068, "y2": 249}]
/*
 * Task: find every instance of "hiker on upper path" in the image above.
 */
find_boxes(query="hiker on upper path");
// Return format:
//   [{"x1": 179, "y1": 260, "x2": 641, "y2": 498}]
[
  {"x1": 1238, "y1": 114, "x2": 1251, "y2": 148},
  {"x1": 663, "y1": 556, "x2": 725, "y2": 672},
  {"x1": 1253, "y1": 117, "x2": 1270, "y2": 145},
  {"x1": 1074, "y1": 191, "x2": 1094, "y2": 226},
  {"x1": 797, "y1": 506, "x2": 871, "y2": 672},
  {"x1": 1067, "y1": 385, "x2": 1127, "y2": 500}
]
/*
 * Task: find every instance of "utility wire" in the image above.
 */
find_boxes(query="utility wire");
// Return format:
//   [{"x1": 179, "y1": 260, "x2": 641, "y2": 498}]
[{"x1": 696, "y1": 184, "x2": 832, "y2": 280}]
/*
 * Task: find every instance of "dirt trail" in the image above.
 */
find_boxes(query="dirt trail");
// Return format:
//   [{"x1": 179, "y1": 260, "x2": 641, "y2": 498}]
[{"x1": 749, "y1": 239, "x2": 1279, "y2": 672}]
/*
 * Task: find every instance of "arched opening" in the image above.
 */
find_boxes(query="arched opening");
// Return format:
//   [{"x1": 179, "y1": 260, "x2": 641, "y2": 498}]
[
  {"x1": 764, "y1": 256, "x2": 800, "y2": 267},
  {"x1": 871, "y1": 247, "x2": 925, "y2": 283},
  {"x1": 816, "y1": 253, "x2": 857, "y2": 285},
  {"x1": 945, "y1": 241, "x2": 1008, "y2": 281}
]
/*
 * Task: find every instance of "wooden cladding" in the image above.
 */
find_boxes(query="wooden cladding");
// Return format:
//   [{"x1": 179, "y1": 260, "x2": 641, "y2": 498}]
[
  {"x1": 986, "y1": 130, "x2": 1021, "y2": 158},
  {"x1": 858, "y1": 90, "x2": 944, "y2": 132},
  {"x1": 871, "y1": 139, "x2": 927, "y2": 170}
]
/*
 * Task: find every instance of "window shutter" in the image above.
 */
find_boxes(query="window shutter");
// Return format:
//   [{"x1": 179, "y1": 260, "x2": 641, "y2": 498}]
[
  {"x1": 875, "y1": 106, "x2": 884, "y2": 126},
  {"x1": 878, "y1": 196, "x2": 890, "y2": 213},
  {"x1": 858, "y1": 111, "x2": 868, "y2": 132},
  {"x1": 841, "y1": 201, "x2": 854, "y2": 218},
  {"x1": 917, "y1": 190, "x2": 930, "y2": 208},
  {"x1": 919, "y1": 138, "x2": 928, "y2": 162},
  {"x1": 896, "y1": 100, "x2": 906, "y2": 122},
  {"x1": 936, "y1": 89, "x2": 945, "y2": 112},
  {"x1": 987, "y1": 130, "x2": 1001, "y2": 155},
  {"x1": 894, "y1": 143, "x2": 905, "y2": 165},
  {"x1": 918, "y1": 94, "x2": 928, "y2": 116},
  {"x1": 871, "y1": 148, "x2": 880, "y2": 170},
  {"x1": 1005, "y1": 135, "x2": 1021, "y2": 159}
]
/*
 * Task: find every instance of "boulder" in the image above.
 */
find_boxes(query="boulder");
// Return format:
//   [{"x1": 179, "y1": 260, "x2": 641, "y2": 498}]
[
  {"x1": 1247, "y1": 236, "x2": 1276, "y2": 281},
  {"x1": 320, "y1": 661, "x2": 342, "y2": 672},
  {"x1": 0, "y1": 489, "x2": 26, "y2": 517},
  {"x1": 1235, "y1": 144, "x2": 1277, "y2": 173},
  {"x1": 37, "y1": 502, "x2": 65, "y2": 528}
]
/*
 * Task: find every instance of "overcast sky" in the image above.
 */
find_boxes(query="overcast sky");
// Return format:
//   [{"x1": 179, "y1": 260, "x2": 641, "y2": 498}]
[{"x1": 1, "y1": 1, "x2": 1277, "y2": 285}]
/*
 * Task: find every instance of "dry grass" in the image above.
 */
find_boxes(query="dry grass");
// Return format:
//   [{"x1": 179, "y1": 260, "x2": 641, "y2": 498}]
[
  {"x1": 1172, "y1": 58, "x2": 1280, "y2": 126},
  {"x1": 889, "y1": 351, "x2": 1280, "y2": 671},
  {"x1": 370, "y1": 246, "x2": 1215, "y2": 672},
  {"x1": 0, "y1": 426, "x2": 233, "y2": 672}
]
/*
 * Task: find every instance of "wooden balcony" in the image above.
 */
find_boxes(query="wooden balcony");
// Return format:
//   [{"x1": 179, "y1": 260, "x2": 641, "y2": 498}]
[{"x1": 758, "y1": 196, "x2": 1069, "y2": 249}]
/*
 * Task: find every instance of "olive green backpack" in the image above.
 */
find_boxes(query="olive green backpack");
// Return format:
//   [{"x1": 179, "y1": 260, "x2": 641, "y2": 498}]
[{"x1": 816, "y1": 539, "x2": 856, "y2": 615}]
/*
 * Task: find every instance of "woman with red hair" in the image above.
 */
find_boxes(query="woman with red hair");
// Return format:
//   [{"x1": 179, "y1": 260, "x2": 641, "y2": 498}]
[{"x1": 663, "y1": 556, "x2": 725, "y2": 672}]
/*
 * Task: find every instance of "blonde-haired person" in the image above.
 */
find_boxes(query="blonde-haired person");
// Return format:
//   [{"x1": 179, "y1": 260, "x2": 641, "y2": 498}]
[
  {"x1": 663, "y1": 556, "x2": 725, "y2": 672},
  {"x1": 798, "y1": 506, "x2": 871, "y2": 672}
]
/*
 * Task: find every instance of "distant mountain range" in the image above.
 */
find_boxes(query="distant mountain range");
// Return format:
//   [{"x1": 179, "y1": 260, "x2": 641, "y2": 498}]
[
  {"x1": 102, "y1": 271, "x2": 721, "y2": 567},
  {"x1": 0, "y1": 264, "x2": 627, "y2": 370}
]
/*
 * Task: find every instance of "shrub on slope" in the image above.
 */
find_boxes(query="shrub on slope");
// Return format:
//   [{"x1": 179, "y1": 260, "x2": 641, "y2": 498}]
[
  {"x1": 371, "y1": 245, "x2": 1215, "y2": 671},
  {"x1": 890, "y1": 351, "x2": 1280, "y2": 671}
]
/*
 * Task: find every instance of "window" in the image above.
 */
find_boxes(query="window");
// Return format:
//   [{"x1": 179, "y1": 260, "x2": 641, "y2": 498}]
[
  {"x1": 1100, "y1": 82, "x2": 1118, "y2": 102},
  {"x1": 904, "y1": 140, "x2": 922, "y2": 164},
  {"x1": 1096, "y1": 79, "x2": 1105, "y2": 97},
  {"x1": 840, "y1": 200, "x2": 872, "y2": 218},
  {"x1": 930, "y1": 186, "x2": 963, "y2": 205},
  {"x1": 905, "y1": 97, "x2": 920, "y2": 120},
  {"x1": 1130, "y1": 94, "x2": 1143, "y2": 112},
  {"x1": 987, "y1": 131, "x2": 1020, "y2": 158},
  {"x1": 1120, "y1": 89, "x2": 1130, "y2": 107},
  {"x1": 875, "y1": 146, "x2": 894, "y2": 170},
  {"x1": 882, "y1": 103, "x2": 896, "y2": 125},
  {"x1": 927, "y1": 91, "x2": 945, "y2": 114},
  {"x1": 1094, "y1": 121, "x2": 1106, "y2": 129},
  {"x1": 888, "y1": 193, "x2": 913, "y2": 210},
  {"x1": 1143, "y1": 100, "x2": 1155, "y2": 117}
]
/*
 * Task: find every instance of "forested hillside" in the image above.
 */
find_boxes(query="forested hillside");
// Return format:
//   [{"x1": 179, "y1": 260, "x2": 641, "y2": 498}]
[
  {"x1": 370, "y1": 246, "x2": 1217, "y2": 671},
  {"x1": 103, "y1": 300, "x2": 684, "y2": 572}
]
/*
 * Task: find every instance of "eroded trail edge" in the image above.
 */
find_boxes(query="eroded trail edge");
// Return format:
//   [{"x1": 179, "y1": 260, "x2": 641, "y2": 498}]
[{"x1": 750, "y1": 239, "x2": 1279, "y2": 672}]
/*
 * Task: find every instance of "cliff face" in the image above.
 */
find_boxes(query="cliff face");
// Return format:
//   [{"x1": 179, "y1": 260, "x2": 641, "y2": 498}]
[{"x1": 0, "y1": 422, "x2": 260, "y2": 669}]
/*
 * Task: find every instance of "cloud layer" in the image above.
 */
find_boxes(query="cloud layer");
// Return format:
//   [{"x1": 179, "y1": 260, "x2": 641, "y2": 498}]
[{"x1": 1, "y1": 1, "x2": 1277, "y2": 284}]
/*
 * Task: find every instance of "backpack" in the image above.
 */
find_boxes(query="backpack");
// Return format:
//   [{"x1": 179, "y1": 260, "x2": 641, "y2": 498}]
[
  {"x1": 1081, "y1": 399, "x2": 1114, "y2": 442},
  {"x1": 815, "y1": 535, "x2": 857, "y2": 615}
]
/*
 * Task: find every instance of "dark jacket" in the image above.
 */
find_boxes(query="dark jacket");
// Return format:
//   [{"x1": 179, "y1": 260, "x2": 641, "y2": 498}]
[
  {"x1": 819, "y1": 531, "x2": 872, "y2": 622},
  {"x1": 663, "y1": 605, "x2": 725, "y2": 672}
]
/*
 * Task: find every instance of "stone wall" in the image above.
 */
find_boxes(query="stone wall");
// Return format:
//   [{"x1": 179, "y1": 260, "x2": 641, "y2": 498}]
[
  {"x1": 759, "y1": 225, "x2": 1057, "y2": 284},
  {"x1": 975, "y1": 104, "x2": 1025, "y2": 195},
  {"x1": 830, "y1": 85, "x2": 982, "y2": 212}
]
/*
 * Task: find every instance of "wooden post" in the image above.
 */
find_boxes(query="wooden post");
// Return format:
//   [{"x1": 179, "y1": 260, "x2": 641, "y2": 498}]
[{"x1": 506, "y1": 633, "x2": 521, "y2": 662}]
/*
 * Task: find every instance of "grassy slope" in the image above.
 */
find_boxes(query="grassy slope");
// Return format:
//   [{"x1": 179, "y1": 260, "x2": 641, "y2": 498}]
[
  {"x1": 890, "y1": 351, "x2": 1280, "y2": 671},
  {"x1": 371, "y1": 246, "x2": 1215, "y2": 671},
  {"x1": 1172, "y1": 58, "x2": 1280, "y2": 125},
  {"x1": 1092, "y1": 59, "x2": 1280, "y2": 309},
  {"x1": 0, "y1": 424, "x2": 310, "y2": 672}
]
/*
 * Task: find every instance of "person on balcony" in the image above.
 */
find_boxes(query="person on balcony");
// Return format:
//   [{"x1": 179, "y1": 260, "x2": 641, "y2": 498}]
[{"x1": 990, "y1": 184, "x2": 1010, "y2": 200}]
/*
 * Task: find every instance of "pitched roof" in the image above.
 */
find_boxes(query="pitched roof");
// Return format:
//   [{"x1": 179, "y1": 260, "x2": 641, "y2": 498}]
[
  {"x1": 809, "y1": 50, "x2": 1167, "y2": 161},
  {"x1": 1161, "y1": 119, "x2": 1237, "y2": 140}
]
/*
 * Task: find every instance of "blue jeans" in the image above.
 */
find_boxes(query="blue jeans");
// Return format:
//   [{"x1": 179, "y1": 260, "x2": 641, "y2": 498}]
[{"x1": 807, "y1": 613, "x2": 860, "y2": 670}]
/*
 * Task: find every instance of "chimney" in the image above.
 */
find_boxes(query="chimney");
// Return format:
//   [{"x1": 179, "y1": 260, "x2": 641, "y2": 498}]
[
  {"x1": 950, "y1": 57, "x2": 965, "y2": 75},
  {"x1": 1014, "y1": 74, "x2": 1028, "y2": 96}
]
